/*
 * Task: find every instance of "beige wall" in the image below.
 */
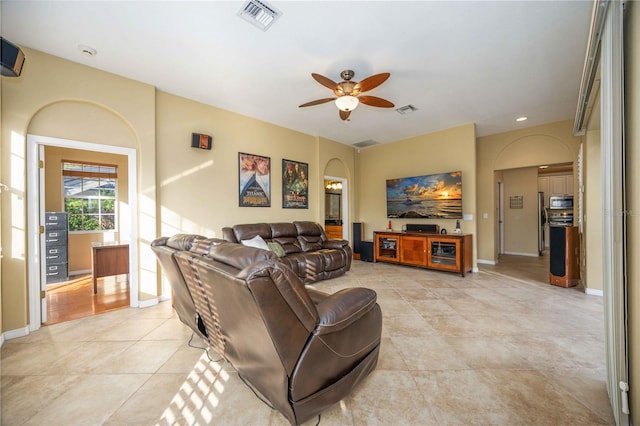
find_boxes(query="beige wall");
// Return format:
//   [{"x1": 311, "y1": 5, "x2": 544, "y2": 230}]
[
  {"x1": 155, "y1": 91, "x2": 353, "y2": 238},
  {"x1": 43, "y1": 146, "x2": 129, "y2": 272},
  {"x1": 625, "y1": 0, "x2": 639, "y2": 417},
  {"x1": 502, "y1": 167, "x2": 539, "y2": 256},
  {"x1": 355, "y1": 123, "x2": 478, "y2": 266},
  {"x1": 1, "y1": 47, "x2": 156, "y2": 331},
  {"x1": 584, "y1": 127, "x2": 602, "y2": 292},
  {"x1": 476, "y1": 120, "x2": 582, "y2": 263},
  {"x1": 320, "y1": 139, "x2": 356, "y2": 239}
]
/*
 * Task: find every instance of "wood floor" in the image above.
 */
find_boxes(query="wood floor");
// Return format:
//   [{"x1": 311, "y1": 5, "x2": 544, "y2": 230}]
[{"x1": 44, "y1": 274, "x2": 130, "y2": 325}]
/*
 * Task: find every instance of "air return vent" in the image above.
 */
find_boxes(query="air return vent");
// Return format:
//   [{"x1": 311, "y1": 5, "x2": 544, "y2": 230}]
[
  {"x1": 396, "y1": 104, "x2": 418, "y2": 115},
  {"x1": 237, "y1": 0, "x2": 282, "y2": 31},
  {"x1": 352, "y1": 140, "x2": 379, "y2": 149}
]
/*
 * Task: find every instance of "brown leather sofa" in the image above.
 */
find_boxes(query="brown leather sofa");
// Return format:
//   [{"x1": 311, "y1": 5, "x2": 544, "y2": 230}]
[
  {"x1": 150, "y1": 235, "x2": 382, "y2": 425},
  {"x1": 222, "y1": 221, "x2": 352, "y2": 283}
]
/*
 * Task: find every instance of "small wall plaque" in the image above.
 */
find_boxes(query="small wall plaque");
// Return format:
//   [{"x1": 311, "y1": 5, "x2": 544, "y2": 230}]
[{"x1": 510, "y1": 195, "x2": 524, "y2": 209}]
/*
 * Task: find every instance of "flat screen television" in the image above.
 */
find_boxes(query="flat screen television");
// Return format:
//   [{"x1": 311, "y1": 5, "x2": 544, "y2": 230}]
[{"x1": 386, "y1": 171, "x2": 462, "y2": 219}]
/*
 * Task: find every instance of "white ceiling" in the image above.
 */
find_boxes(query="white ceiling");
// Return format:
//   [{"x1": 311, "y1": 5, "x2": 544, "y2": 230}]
[{"x1": 1, "y1": 1, "x2": 593, "y2": 146}]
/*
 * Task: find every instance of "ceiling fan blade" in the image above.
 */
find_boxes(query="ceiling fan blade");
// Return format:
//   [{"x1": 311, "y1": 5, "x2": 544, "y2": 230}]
[
  {"x1": 339, "y1": 110, "x2": 351, "y2": 121},
  {"x1": 359, "y1": 95, "x2": 395, "y2": 108},
  {"x1": 355, "y1": 73, "x2": 391, "y2": 93},
  {"x1": 311, "y1": 73, "x2": 339, "y2": 90},
  {"x1": 299, "y1": 97, "x2": 336, "y2": 108}
]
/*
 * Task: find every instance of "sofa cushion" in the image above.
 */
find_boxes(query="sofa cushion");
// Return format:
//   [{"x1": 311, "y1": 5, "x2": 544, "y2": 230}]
[
  {"x1": 267, "y1": 241, "x2": 286, "y2": 258},
  {"x1": 189, "y1": 237, "x2": 226, "y2": 255},
  {"x1": 208, "y1": 241, "x2": 277, "y2": 270},
  {"x1": 241, "y1": 235, "x2": 270, "y2": 251},
  {"x1": 233, "y1": 223, "x2": 272, "y2": 242},
  {"x1": 294, "y1": 221, "x2": 324, "y2": 237},
  {"x1": 299, "y1": 235, "x2": 322, "y2": 252},
  {"x1": 270, "y1": 222, "x2": 302, "y2": 254}
]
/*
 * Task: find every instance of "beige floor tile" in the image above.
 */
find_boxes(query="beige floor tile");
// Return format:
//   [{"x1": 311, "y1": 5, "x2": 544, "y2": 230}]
[
  {"x1": 392, "y1": 335, "x2": 469, "y2": 371},
  {"x1": 479, "y1": 369, "x2": 609, "y2": 424},
  {"x1": 95, "y1": 317, "x2": 169, "y2": 341},
  {"x1": 1, "y1": 374, "x2": 84, "y2": 425},
  {"x1": 348, "y1": 370, "x2": 439, "y2": 425},
  {"x1": 541, "y1": 367, "x2": 615, "y2": 424},
  {"x1": 443, "y1": 335, "x2": 533, "y2": 369},
  {"x1": 1, "y1": 340, "x2": 84, "y2": 375},
  {"x1": 105, "y1": 373, "x2": 190, "y2": 424},
  {"x1": 157, "y1": 345, "x2": 211, "y2": 374},
  {"x1": 91, "y1": 339, "x2": 185, "y2": 374},
  {"x1": 22, "y1": 374, "x2": 150, "y2": 426},
  {"x1": 383, "y1": 312, "x2": 438, "y2": 338},
  {"x1": 157, "y1": 369, "x2": 273, "y2": 425},
  {"x1": 376, "y1": 337, "x2": 409, "y2": 370},
  {"x1": 42, "y1": 340, "x2": 135, "y2": 374},
  {"x1": 141, "y1": 316, "x2": 193, "y2": 341}
]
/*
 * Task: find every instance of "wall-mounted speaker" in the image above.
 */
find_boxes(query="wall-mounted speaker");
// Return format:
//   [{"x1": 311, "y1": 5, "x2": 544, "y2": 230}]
[
  {"x1": 1, "y1": 37, "x2": 25, "y2": 77},
  {"x1": 192, "y1": 133, "x2": 212, "y2": 150}
]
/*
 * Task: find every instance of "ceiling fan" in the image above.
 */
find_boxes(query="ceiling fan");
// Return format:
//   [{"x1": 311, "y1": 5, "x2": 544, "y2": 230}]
[{"x1": 299, "y1": 70, "x2": 395, "y2": 121}]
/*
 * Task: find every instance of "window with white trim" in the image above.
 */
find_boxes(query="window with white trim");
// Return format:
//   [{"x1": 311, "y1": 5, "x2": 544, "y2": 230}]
[{"x1": 62, "y1": 160, "x2": 117, "y2": 232}]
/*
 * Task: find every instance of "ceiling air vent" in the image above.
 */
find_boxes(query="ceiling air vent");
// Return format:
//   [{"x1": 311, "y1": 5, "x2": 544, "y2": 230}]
[
  {"x1": 237, "y1": 0, "x2": 282, "y2": 32},
  {"x1": 352, "y1": 140, "x2": 379, "y2": 149},
  {"x1": 396, "y1": 104, "x2": 418, "y2": 115}
]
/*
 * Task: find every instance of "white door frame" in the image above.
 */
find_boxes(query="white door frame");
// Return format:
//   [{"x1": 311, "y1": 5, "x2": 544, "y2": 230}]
[
  {"x1": 324, "y1": 175, "x2": 348, "y2": 240},
  {"x1": 599, "y1": 2, "x2": 629, "y2": 423},
  {"x1": 497, "y1": 180, "x2": 505, "y2": 255},
  {"x1": 27, "y1": 134, "x2": 138, "y2": 331}
]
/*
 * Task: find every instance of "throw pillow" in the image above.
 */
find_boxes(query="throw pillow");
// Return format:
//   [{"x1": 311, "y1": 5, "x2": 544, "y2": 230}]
[
  {"x1": 267, "y1": 241, "x2": 286, "y2": 258},
  {"x1": 241, "y1": 235, "x2": 269, "y2": 251}
]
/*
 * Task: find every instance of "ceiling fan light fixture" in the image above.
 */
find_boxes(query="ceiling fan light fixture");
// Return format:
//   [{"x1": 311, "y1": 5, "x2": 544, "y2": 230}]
[{"x1": 335, "y1": 95, "x2": 359, "y2": 112}]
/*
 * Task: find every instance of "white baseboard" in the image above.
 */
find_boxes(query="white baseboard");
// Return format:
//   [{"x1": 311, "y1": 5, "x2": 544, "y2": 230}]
[
  {"x1": 138, "y1": 298, "x2": 159, "y2": 308},
  {"x1": 0, "y1": 334, "x2": 4, "y2": 347},
  {"x1": 2, "y1": 326, "x2": 30, "y2": 342},
  {"x1": 477, "y1": 259, "x2": 497, "y2": 265},
  {"x1": 585, "y1": 288, "x2": 604, "y2": 297},
  {"x1": 472, "y1": 267, "x2": 479, "y2": 273},
  {"x1": 503, "y1": 251, "x2": 540, "y2": 257},
  {"x1": 158, "y1": 294, "x2": 171, "y2": 302}
]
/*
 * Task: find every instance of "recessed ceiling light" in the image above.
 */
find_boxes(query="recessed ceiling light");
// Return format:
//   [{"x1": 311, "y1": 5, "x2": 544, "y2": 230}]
[
  {"x1": 516, "y1": 116, "x2": 528, "y2": 122},
  {"x1": 78, "y1": 45, "x2": 97, "y2": 57}
]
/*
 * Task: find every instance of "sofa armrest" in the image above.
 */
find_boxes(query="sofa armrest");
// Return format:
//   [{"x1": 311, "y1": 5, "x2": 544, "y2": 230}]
[
  {"x1": 314, "y1": 288, "x2": 378, "y2": 335},
  {"x1": 322, "y1": 239, "x2": 348, "y2": 249}
]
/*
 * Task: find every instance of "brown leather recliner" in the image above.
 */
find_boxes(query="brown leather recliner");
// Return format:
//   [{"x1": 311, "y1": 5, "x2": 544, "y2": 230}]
[
  {"x1": 154, "y1": 236, "x2": 382, "y2": 425},
  {"x1": 150, "y1": 234, "x2": 226, "y2": 339}
]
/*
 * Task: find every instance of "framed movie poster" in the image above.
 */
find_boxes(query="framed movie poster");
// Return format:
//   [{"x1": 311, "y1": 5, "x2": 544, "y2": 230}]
[
  {"x1": 239, "y1": 152, "x2": 271, "y2": 207},
  {"x1": 282, "y1": 159, "x2": 308, "y2": 209}
]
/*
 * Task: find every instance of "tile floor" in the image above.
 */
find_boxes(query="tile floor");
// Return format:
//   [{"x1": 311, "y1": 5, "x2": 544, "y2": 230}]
[{"x1": 1, "y1": 254, "x2": 614, "y2": 425}]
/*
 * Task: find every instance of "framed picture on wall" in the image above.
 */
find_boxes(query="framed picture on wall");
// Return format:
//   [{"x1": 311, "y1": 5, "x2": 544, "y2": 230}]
[
  {"x1": 282, "y1": 159, "x2": 308, "y2": 209},
  {"x1": 239, "y1": 152, "x2": 270, "y2": 207}
]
